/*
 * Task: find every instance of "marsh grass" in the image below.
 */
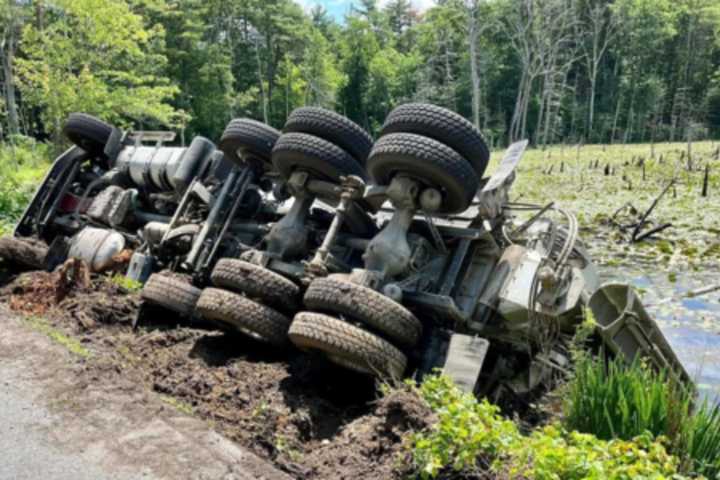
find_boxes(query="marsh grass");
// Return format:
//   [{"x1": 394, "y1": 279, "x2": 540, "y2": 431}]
[
  {"x1": 505, "y1": 141, "x2": 720, "y2": 269},
  {"x1": 563, "y1": 354, "x2": 692, "y2": 441},
  {"x1": 563, "y1": 354, "x2": 720, "y2": 478},
  {"x1": 680, "y1": 401, "x2": 720, "y2": 477}
]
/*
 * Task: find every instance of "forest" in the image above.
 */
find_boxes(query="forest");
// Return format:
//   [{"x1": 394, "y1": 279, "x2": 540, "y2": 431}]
[{"x1": 1, "y1": 0, "x2": 720, "y2": 149}]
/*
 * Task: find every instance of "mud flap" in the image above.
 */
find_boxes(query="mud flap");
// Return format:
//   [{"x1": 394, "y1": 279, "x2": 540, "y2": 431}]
[
  {"x1": 442, "y1": 334, "x2": 489, "y2": 393},
  {"x1": 588, "y1": 283, "x2": 691, "y2": 385}
]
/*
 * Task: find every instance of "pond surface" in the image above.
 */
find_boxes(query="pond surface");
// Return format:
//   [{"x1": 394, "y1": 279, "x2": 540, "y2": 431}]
[{"x1": 599, "y1": 265, "x2": 720, "y2": 403}]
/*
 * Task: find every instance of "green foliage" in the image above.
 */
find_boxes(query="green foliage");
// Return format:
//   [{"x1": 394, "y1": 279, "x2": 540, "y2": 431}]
[
  {"x1": 411, "y1": 375, "x2": 518, "y2": 476},
  {"x1": 2, "y1": 0, "x2": 719, "y2": 142},
  {"x1": 410, "y1": 375, "x2": 688, "y2": 479},
  {"x1": 680, "y1": 401, "x2": 720, "y2": 477},
  {"x1": 110, "y1": 275, "x2": 143, "y2": 293},
  {"x1": 563, "y1": 354, "x2": 692, "y2": 442},
  {"x1": 16, "y1": 0, "x2": 181, "y2": 140},
  {"x1": 150, "y1": 0, "x2": 234, "y2": 139},
  {"x1": 0, "y1": 140, "x2": 50, "y2": 233},
  {"x1": 301, "y1": 29, "x2": 344, "y2": 108},
  {"x1": 564, "y1": 354, "x2": 720, "y2": 478}
]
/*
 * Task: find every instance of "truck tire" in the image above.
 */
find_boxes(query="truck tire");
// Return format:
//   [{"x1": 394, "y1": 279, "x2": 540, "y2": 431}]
[
  {"x1": 380, "y1": 103, "x2": 490, "y2": 177},
  {"x1": 141, "y1": 274, "x2": 201, "y2": 317},
  {"x1": 289, "y1": 312, "x2": 407, "y2": 379},
  {"x1": 210, "y1": 258, "x2": 300, "y2": 311},
  {"x1": 367, "y1": 133, "x2": 479, "y2": 214},
  {"x1": 303, "y1": 276, "x2": 421, "y2": 348},
  {"x1": 0, "y1": 236, "x2": 48, "y2": 270},
  {"x1": 283, "y1": 107, "x2": 373, "y2": 165},
  {"x1": 219, "y1": 118, "x2": 281, "y2": 169},
  {"x1": 63, "y1": 113, "x2": 114, "y2": 157},
  {"x1": 272, "y1": 132, "x2": 367, "y2": 183},
  {"x1": 195, "y1": 288, "x2": 290, "y2": 346}
]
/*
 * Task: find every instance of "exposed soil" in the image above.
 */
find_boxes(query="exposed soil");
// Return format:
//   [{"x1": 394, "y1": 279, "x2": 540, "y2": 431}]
[{"x1": 0, "y1": 266, "x2": 433, "y2": 479}]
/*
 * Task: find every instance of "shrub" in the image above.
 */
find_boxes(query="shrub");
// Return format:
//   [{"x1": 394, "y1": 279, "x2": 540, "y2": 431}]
[
  {"x1": 0, "y1": 140, "x2": 49, "y2": 233},
  {"x1": 410, "y1": 375, "x2": 687, "y2": 479}
]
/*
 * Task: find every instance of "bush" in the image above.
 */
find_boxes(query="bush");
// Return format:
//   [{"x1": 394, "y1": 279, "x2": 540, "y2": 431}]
[
  {"x1": 0, "y1": 140, "x2": 49, "y2": 233},
  {"x1": 410, "y1": 375, "x2": 688, "y2": 479}
]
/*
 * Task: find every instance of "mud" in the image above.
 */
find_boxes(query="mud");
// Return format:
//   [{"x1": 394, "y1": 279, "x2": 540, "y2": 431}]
[{"x1": 0, "y1": 268, "x2": 431, "y2": 479}]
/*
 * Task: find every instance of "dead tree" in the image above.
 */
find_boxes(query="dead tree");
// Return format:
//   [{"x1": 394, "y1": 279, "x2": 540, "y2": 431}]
[
  {"x1": 579, "y1": 1, "x2": 618, "y2": 139},
  {"x1": 466, "y1": 0, "x2": 484, "y2": 129},
  {"x1": 505, "y1": 0, "x2": 544, "y2": 142}
]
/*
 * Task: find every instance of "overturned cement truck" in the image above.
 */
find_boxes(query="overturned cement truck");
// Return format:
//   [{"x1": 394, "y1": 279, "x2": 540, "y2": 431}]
[{"x1": 1, "y1": 104, "x2": 691, "y2": 400}]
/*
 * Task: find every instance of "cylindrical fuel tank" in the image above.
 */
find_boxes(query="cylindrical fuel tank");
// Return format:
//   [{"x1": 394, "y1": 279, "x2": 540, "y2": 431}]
[
  {"x1": 115, "y1": 146, "x2": 186, "y2": 192},
  {"x1": 67, "y1": 227, "x2": 126, "y2": 272}
]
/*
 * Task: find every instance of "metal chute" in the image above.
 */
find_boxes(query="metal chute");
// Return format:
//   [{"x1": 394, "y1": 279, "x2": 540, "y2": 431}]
[{"x1": 588, "y1": 282, "x2": 691, "y2": 386}]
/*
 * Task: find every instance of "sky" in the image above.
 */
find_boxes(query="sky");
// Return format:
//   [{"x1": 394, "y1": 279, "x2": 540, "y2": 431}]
[{"x1": 296, "y1": 0, "x2": 436, "y2": 21}]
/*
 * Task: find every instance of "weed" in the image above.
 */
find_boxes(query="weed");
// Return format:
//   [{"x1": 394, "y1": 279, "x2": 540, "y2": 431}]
[
  {"x1": 274, "y1": 434, "x2": 302, "y2": 462},
  {"x1": 160, "y1": 395, "x2": 194, "y2": 415},
  {"x1": 110, "y1": 274, "x2": 143, "y2": 293},
  {"x1": 251, "y1": 401, "x2": 270, "y2": 419},
  {"x1": 409, "y1": 375, "x2": 687, "y2": 479},
  {"x1": 23, "y1": 316, "x2": 91, "y2": 358}
]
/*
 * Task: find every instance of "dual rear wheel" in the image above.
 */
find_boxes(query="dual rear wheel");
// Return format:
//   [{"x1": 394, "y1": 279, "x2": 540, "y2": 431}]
[
  {"x1": 288, "y1": 276, "x2": 422, "y2": 380},
  {"x1": 368, "y1": 103, "x2": 490, "y2": 215},
  {"x1": 141, "y1": 263, "x2": 297, "y2": 347}
]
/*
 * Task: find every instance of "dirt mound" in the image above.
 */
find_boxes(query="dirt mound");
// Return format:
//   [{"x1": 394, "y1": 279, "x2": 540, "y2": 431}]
[
  {"x1": 300, "y1": 388, "x2": 435, "y2": 480},
  {"x1": 1, "y1": 266, "x2": 139, "y2": 329},
  {"x1": 0, "y1": 267, "x2": 432, "y2": 479},
  {"x1": 2, "y1": 270, "x2": 58, "y2": 315},
  {"x1": 130, "y1": 328, "x2": 380, "y2": 477}
]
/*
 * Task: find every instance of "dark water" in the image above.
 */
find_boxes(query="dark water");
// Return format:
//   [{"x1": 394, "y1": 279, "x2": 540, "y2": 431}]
[{"x1": 600, "y1": 267, "x2": 720, "y2": 403}]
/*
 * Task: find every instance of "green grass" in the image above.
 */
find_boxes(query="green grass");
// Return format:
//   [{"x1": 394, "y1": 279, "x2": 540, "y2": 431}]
[
  {"x1": 563, "y1": 354, "x2": 720, "y2": 478},
  {"x1": 681, "y1": 401, "x2": 720, "y2": 477},
  {"x1": 563, "y1": 354, "x2": 692, "y2": 441},
  {"x1": 160, "y1": 395, "x2": 194, "y2": 415},
  {"x1": 23, "y1": 316, "x2": 91, "y2": 358}
]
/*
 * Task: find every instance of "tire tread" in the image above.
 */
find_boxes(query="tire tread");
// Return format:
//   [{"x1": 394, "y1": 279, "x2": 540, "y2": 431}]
[{"x1": 289, "y1": 312, "x2": 407, "y2": 379}]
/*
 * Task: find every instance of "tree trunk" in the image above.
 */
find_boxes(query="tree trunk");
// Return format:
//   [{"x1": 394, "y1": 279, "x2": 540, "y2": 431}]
[
  {"x1": 588, "y1": 75, "x2": 596, "y2": 139},
  {"x1": 35, "y1": 0, "x2": 45, "y2": 31},
  {"x1": 520, "y1": 75, "x2": 532, "y2": 140},
  {"x1": 468, "y1": 0, "x2": 481, "y2": 128},
  {"x1": 510, "y1": 72, "x2": 527, "y2": 142},
  {"x1": 2, "y1": 31, "x2": 19, "y2": 137},
  {"x1": 254, "y1": 37, "x2": 269, "y2": 124},
  {"x1": 611, "y1": 94, "x2": 622, "y2": 144}
]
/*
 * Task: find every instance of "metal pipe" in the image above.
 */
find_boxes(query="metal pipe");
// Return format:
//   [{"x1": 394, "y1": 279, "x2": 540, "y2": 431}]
[
  {"x1": 203, "y1": 168, "x2": 253, "y2": 272},
  {"x1": 184, "y1": 167, "x2": 240, "y2": 267}
]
